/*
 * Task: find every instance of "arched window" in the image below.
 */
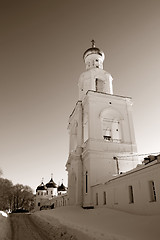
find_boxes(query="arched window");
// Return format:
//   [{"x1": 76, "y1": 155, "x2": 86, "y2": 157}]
[
  {"x1": 96, "y1": 78, "x2": 105, "y2": 92},
  {"x1": 100, "y1": 108, "x2": 123, "y2": 143},
  {"x1": 103, "y1": 127, "x2": 111, "y2": 141}
]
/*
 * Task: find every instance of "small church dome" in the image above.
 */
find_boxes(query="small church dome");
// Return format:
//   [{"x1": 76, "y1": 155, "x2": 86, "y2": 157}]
[
  {"x1": 83, "y1": 40, "x2": 105, "y2": 61},
  {"x1": 46, "y1": 178, "x2": 57, "y2": 188},
  {"x1": 36, "y1": 182, "x2": 46, "y2": 192},
  {"x1": 57, "y1": 183, "x2": 66, "y2": 192}
]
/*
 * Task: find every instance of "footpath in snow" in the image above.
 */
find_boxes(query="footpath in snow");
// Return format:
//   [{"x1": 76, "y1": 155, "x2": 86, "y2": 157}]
[{"x1": 34, "y1": 206, "x2": 160, "y2": 240}]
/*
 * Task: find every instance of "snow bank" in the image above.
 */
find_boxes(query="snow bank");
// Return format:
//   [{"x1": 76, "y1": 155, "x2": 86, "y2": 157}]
[
  {"x1": 34, "y1": 206, "x2": 160, "y2": 240},
  {"x1": 0, "y1": 213, "x2": 11, "y2": 240}
]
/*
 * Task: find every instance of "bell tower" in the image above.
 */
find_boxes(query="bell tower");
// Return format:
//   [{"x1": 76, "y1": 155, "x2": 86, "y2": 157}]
[
  {"x1": 78, "y1": 40, "x2": 113, "y2": 101},
  {"x1": 66, "y1": 41, "x2": 139, "y2": 208}
]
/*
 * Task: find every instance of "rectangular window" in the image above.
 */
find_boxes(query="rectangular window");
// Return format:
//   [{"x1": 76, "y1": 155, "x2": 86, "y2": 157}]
[
  {"x1": 38, "y1": 202, "x2": 40, "y2": 206},
  {"x1": 129, "y1": 185, "x2": 134, "y2": 204},
  {"x1": 85, "y1": 172, "x2": 88, "y2": 193},
  {"x1": 96, "y1": 193, "x2": 98, "y2": 205},
  {"x1": 149, "y1": 181, "x2": 156, "y2": 202},
  {"x1": 103, "y1": 191, "x2": 106, "y2": 205},
  {"x1": 96, "y1": 78, "x2": 104, "y2": 92}
]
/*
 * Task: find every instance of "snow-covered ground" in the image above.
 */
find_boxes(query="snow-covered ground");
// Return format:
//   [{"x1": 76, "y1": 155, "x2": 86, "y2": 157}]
[
  {"x1": 34, "y1": 206, "x2": 160, "y2": 240},
  {"x1": 1, "y1": 207, "x2": 160, "y2": 240}
]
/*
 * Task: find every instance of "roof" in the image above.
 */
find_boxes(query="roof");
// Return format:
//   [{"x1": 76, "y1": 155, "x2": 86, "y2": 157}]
[
  {"x1": 57, "y1": 183, "x2": 66, "y2": 192},
  {"x1": 36, "y1": 182, "x2": 46, "y2": 192},
  {"x1": 83, "y1": 47, "x2": 105, "y2": 61},
  {"x1": 46, "y1": 178, "x2": 57, "y2": 188}
]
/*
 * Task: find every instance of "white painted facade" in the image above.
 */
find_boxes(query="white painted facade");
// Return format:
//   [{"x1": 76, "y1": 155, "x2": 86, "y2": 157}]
[
  {"x1": 35, "y1": 178, "x2": 67, "y2": 211},
  {"x1": 65, "y1": 42, "x2": 160, "y2": 215},
  {"x1": 66, "y1": 42, "x2": 140, "y2": 208},
  {"x1": 92, "y1": 157, "x2": 160, "y2": 215},
  {"x1": 36, "y1": 42, "x2": 160, "y2": 215}
]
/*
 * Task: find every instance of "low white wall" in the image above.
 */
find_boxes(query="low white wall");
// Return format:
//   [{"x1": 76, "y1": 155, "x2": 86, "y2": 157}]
[
  {"x1": 35, "y1": 194, "x2": 68, "y2": 211},
  {"x1": 92, "y1": 160, "x2": 160, "y2": 215}
]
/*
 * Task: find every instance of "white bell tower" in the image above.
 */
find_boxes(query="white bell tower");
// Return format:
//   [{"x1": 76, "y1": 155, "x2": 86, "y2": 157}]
[
  {"x1": 66, "y1": 41, "x2": 139, "y2": 208},
  {"x1": 78, "y1": 40, "x2": 113, "y2": 101}
]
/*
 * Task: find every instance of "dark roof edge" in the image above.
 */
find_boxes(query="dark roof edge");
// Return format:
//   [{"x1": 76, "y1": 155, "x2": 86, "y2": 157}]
[
  {"x1": 87, "y1": 90, "x2": 132, "y2": 99},
  {"x1": 69, "y1": 101, "x2": 82, "y2": 118}
]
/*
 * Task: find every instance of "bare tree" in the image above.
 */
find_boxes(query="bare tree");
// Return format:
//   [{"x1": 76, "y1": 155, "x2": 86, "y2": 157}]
[
  {"x1": 12, "y1": 184, "x2": 34, "y2": 211},
  {"x1": 0, "y1": 178, "x2": 13, "y2": 210},
  {"x1": 0, "y1": 177, "x2": 34, "y2": 211}
]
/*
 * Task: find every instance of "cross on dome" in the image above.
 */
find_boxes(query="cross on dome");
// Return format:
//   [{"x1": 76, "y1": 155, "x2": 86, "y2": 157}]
[{"x1": 91, "y1": 39, "x2": 96, "y2": 48}]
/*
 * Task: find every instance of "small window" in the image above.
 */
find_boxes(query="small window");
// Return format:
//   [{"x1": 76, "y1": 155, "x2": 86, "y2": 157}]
[
  {"x1": 46, "y1": 191, "x2": 48, "y2": 195},
  {"x1": 41, "y1": 192, "x2": 43, "y2": 196},
  {"x1": 95, "y1": 78, "x2": 104, "y2": 92},
  {"x1": 38, "y1": 192, "x2": 39, "y2": 195},
  {"x1": 38, "y1": 202, "x2": 40, "y2": 206},
  {"x1": 149, "y1": 181, "x2": 156, "y2": 202},
  {"x1": 51, "y1": 190, "x2": 53, "y2": 195},
  {"x1": 129, "y1": 185, "x2": 134, "y2": 203},
  {"x1": 103, "y1": 191, "x2": 106, "y2": 205},
  {"x1": 96, "y1": 193, "x2": 98, "y2": 205},
  {"x1": 85, "y1": 171, "x2": 88, "y2": 193}
]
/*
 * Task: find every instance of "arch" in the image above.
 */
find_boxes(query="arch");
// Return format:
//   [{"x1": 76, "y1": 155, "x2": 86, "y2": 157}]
[
  {"x1": 99, "y1": 107, "x2": 123, "y2": 142},
  {"x1": 100, "y1": 107, "x2": 123, "y2": 121}
]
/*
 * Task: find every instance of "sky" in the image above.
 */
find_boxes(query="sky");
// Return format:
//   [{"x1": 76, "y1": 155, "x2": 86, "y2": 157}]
[{"x1": 0, "y1": 0, "x2": 160, "y2": 192}]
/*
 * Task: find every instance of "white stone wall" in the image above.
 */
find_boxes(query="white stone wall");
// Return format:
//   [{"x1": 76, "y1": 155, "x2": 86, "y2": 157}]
[
  {"x1": 80, "y1": 90, "x2": 139, "y2": 208},
  {"x1": 66, "y1": 101, "x2": 83, "y2": 206},
  {"x1": 37, "y1": 194, "x2": 68, "y2": 210},
  {"x1": 91, "y1": 160, "x2": 160, "y2": 215},
  {"x1": 78, "y1": 68, "x2": 113, "y2": 101}
]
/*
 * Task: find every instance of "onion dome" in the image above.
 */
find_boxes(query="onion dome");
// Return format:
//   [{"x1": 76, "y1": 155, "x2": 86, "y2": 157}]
[
  {"x1": 57, "y1": 183, "x2": 66, "y2": 192},
  {"x1": 36, "y1": 182, "x2": 46, "y2": 192},
  {"x1": 46, "y1": 178, "x2": 57, "y2": 188},
  {"x1": 83, "y1": 39, "x2": 105, "y2": 61}
]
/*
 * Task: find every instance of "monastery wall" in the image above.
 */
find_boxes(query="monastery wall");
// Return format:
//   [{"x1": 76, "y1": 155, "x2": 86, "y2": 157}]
[{"x1": 91, "y1": 159, "x2": 160, "y2": 215}]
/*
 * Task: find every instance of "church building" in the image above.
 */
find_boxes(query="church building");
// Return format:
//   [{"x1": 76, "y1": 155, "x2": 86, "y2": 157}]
[
  {"x1": 35, "y1": 41, "x2": 160, "y2": 215},
  {"x1": 35, "y1": 176, "x2": 67, "y2": 211},
  {"x1": 66, "y1": 41, "x2": 160, "y2": 215}
]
